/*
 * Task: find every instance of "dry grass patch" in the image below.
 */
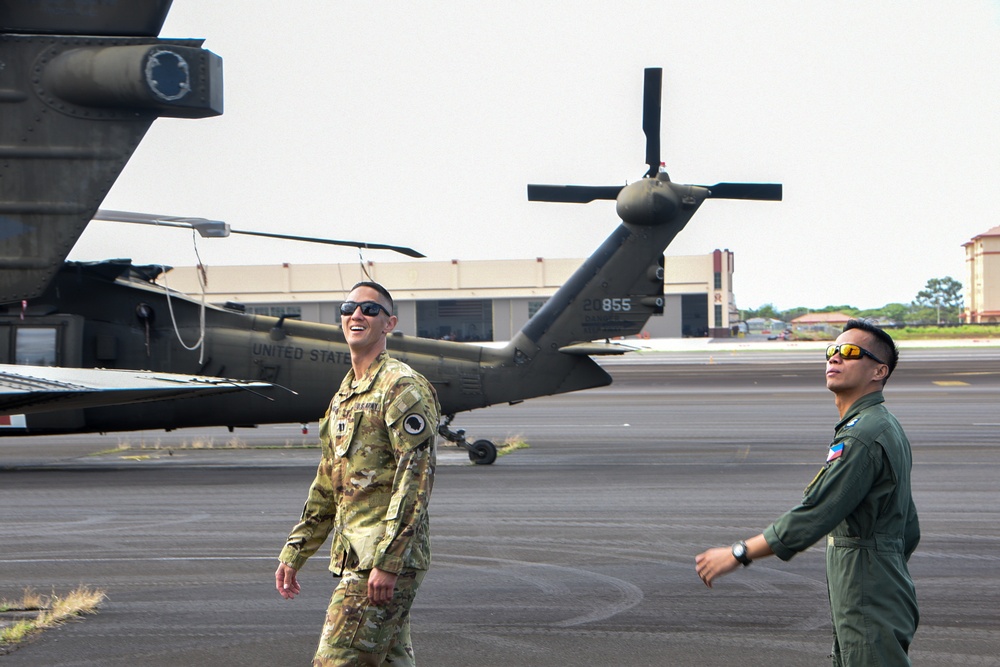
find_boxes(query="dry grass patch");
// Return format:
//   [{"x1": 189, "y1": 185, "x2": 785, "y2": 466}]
[
  {"x1": 497, "y1": 436, "x2": 530, "y2": 457},
  {"x1": 0, "y1": 586, "x2": 105, "y2": 649}
]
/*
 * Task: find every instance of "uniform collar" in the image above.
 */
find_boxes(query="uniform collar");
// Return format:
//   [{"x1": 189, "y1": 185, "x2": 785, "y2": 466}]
[
  {"x1": 343, "y1": 350, "x2": 389, "y2": 395},
  {"x1": 836, "y1": 390, "x2": 885, "y2": 429}
]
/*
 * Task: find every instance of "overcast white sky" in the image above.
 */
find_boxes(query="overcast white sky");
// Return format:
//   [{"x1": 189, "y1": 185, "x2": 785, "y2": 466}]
[{"x1": 68, "y1": 0, "x2": 1000, "y2": 311}]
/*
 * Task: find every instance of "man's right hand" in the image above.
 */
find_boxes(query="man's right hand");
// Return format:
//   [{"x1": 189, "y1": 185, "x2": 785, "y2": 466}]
[{"x1": 275, "y1": 562, "x2": 301, "y2": 599}]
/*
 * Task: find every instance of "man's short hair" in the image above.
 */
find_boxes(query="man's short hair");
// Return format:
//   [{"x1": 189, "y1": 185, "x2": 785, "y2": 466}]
[
  {"x1": 844, "y1": 318, "x2": 898, "y2": 384},
  {"x1": 352, "y1": 281, "x2": 394, "y2": 312}
]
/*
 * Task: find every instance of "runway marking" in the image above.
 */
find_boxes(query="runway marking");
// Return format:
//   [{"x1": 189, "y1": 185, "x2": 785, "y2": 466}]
[
  {"x1": 932, "y1": 380, "x2": 970, "y2": 386},
  {"x1": 436, "y1": 555, "x2": 644, "y2": 627}
]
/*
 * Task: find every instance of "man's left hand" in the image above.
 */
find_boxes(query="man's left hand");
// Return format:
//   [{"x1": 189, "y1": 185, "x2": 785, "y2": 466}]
[{"x1": 368, "y1": 567, "x2": 399, "y2": 605}]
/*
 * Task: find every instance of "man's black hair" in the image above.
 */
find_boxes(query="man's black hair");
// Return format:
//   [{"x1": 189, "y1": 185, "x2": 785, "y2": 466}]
[
  {"x1": 351, "y1": 281, "x2": 394, "y2": 312},
  {"x1": 844, "y1": 318, "x2": 898, "y2": 385}
]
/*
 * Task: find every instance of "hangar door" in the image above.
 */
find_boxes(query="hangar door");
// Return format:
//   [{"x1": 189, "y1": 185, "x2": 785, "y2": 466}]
[
  {"x1": 416, "y1": 299, "x2": 494, "y2": 342},
  {"x1": 680, "y1": 294, "x2": 709, "y2": 337}
]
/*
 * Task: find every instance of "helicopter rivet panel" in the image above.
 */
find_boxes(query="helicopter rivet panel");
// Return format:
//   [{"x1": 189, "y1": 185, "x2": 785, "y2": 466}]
[
  {"x1": 38, "y1": 41, "x2": 222, "y2": 119},
  {"x1": 0, "y1": 25, "x2": 224, "y2": 304}
]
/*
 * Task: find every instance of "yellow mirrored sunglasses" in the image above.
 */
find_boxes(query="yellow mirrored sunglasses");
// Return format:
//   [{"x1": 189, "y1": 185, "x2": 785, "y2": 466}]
[{"x1": 825, "y1": 343, "x2": 886, "y2": 364}]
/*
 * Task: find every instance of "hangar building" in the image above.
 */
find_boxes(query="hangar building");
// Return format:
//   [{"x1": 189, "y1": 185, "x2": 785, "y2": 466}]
[{"x1": 161, "y1": 249, "x2": 740, "y2": 340}]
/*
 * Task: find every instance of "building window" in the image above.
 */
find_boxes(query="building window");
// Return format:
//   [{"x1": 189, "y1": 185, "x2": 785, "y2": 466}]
[
  {"x1": 528, "y1": 299, "x2": 547, "y2": 319},
  {"x1": 714, "y1": 304, "x2": 723, "y2": 327},
  {"x1": 714, "y1": 272, "x2": 722, "y2": 289}
]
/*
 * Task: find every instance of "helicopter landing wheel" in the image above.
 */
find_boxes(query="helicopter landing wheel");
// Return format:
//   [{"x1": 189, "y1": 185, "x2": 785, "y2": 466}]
[{"x1": 468, "y1": 439, "x2": 497, "y2": 465}]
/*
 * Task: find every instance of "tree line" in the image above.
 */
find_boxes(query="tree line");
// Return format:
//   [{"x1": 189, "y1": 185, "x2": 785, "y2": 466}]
[{"x1": 743, "y1": 276, "x2": 965, "y2": 326}]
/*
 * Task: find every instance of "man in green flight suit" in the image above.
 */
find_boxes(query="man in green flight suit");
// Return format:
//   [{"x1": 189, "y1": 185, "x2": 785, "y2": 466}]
[
  {"x1": 695, "y1": 319, "x2": 919, "y2": 666},
  {"x1": 275, "y1": 281, "x2": 439, "y2": 666}
]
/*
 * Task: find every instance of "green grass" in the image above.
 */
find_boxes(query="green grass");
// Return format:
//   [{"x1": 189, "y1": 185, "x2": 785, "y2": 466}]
[{"x1": 891, "y1": 325, "x2": 1000, "y2": 339}]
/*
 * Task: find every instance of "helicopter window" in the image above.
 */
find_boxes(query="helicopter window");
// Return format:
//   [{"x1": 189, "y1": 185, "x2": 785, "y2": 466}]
[{"x1": 15, "y1": 327, "x2": 58, "y2": 366}]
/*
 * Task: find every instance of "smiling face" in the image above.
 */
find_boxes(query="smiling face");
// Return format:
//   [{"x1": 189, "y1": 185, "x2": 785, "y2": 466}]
[
  {"x1": 342, "y1": 285, "x2": 397, "y2": 362},
  {"x1": 825, "y1": 328, "x2": 888, "y2": 401}
]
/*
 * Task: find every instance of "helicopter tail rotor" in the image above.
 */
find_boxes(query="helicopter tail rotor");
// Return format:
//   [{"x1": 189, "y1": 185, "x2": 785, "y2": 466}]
[
  {"x1": 702, "y1": 182, "x2": 783, "y2": 201},
  {"x1": 526, "y1": 67, "x2": 782, "y2": 213},
  {"x1": 642, "y1": 67, "x2": 662, "y2": 178}
]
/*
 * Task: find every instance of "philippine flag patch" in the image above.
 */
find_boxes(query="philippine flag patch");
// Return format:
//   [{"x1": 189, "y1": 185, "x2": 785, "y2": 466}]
[{"x1": 826, "y1": 443, "x2": 845, "y2": 462}]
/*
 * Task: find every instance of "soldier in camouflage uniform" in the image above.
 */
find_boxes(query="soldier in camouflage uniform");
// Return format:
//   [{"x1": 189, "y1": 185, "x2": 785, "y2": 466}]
[
  {"x1": 695, "y1": 319, "x2": 919, "y2": 666},
  {"x1": 275, "y1": 281, "x2": 439, "y2": 667}
]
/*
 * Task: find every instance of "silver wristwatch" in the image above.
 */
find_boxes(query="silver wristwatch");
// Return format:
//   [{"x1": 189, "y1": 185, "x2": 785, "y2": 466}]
[{"x1": 731, "y1": 540, "x2": 752, "y2": 567}]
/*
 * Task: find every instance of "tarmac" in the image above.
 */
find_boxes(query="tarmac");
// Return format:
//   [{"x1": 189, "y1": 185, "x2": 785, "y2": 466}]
[{"x1": 1, "y1": 345, "x2": 999, "y2": 666}]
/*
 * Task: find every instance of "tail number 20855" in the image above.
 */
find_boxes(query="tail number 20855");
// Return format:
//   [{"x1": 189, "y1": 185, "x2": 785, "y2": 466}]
[{"x1": 583, "y1": 298, "x2": 632, "y2": 312}]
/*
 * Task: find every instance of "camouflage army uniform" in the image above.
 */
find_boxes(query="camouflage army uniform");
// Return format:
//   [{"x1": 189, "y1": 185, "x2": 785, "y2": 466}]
[
  {"x1": 279, "y1": 351, "x2": 439, "y2": 666},
  {"x1": 763, "y1": 391, "x2": 919, "y2": 666}
]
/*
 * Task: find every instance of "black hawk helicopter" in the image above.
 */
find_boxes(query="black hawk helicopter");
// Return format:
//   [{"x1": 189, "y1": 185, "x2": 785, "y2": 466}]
[{"x1": 0, "y1": 2, "x2": 780, "y2": 463}]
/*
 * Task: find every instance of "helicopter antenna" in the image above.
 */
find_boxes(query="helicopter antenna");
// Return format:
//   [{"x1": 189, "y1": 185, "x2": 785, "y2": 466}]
[{"x1": 358, "y1": 248, "x2": 375, "y2": 282}]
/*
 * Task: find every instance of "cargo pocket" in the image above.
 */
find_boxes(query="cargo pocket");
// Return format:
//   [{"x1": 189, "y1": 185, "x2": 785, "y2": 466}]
[{"x1": 322, "y1": 576, "x2": 394, "y2": 655}]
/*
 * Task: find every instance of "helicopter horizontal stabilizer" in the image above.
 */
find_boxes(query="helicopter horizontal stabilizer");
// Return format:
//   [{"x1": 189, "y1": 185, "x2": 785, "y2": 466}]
[
  {"x1": 0, "y1": 4, "x2": 223, "y2": 305},
  {"x1": 557, "y1": 342, "x2": 638, "y2": 356}
]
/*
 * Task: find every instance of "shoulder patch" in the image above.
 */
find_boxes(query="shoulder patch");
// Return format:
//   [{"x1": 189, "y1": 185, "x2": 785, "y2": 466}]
[
  {"x1": 826, "y1": 442, "x2": 845, "y2": 462},
  {"x1": 844, "y1": 417, "x2": 860, "y2": 428},
  {"x1": 403, "y1": 413, "x2": 427, "y2": 436}
]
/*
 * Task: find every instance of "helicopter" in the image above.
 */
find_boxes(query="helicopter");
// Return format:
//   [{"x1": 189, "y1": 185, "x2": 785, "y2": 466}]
[{"x1": 0, "y1": 2, "x2": 780, "y2": 464}]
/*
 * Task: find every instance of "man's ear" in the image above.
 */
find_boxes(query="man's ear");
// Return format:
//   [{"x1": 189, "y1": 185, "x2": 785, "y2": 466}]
[
  {"x1": 383, "y1": 315, "x2": 398, "y2": 334},
  {"x1": 873, "y1": 363, "x2": 889, "y2": 382}
]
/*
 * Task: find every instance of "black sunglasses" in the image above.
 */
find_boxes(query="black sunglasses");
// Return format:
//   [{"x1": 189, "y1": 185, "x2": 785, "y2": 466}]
[
  {"x1": 339, "y1": 300, "x2": 390, "y2": 317},
  {"x1": 825, "y1": 343, "x2": 886, "y2": 365}
]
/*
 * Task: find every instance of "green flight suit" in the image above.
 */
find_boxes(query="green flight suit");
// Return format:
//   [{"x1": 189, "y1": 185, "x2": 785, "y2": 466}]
[
  {"x1": 763, "y1": 391, "x2": 919, "y2": 666},
  {"x1": 279, "y1": 351, "x2": 439, "y2": 666}
]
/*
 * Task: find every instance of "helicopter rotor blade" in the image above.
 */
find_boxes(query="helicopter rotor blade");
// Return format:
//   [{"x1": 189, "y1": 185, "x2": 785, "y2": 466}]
[
  {"x1": 228, "y1": 229, "x2": 425, "y2": 258},
  {"x1": 643, "y1": 67, "x2": 662, "y2": 178},
  {"x1": 702, "y1": 183, "x2": 783, "y2": 201},
  {"x1": 526, "y1": 184, "x2": 625, "y2": 203},
  {"x1": 93, "y1": 209, "x2": 425, "y2": 258}
]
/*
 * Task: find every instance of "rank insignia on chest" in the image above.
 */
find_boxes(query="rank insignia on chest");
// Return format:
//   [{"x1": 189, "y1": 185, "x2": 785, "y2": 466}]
[
  {"x1": 844, "y1": 417, "x2": 860, "y2": 428},
  {"x1": 826, "y1": 442, "x2": 845, "y2": 462}
]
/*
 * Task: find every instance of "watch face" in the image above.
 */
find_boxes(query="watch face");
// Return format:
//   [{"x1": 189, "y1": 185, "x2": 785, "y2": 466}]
[{"x1": 733, "y1": 543, "x2": 745, "y2": 556}]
